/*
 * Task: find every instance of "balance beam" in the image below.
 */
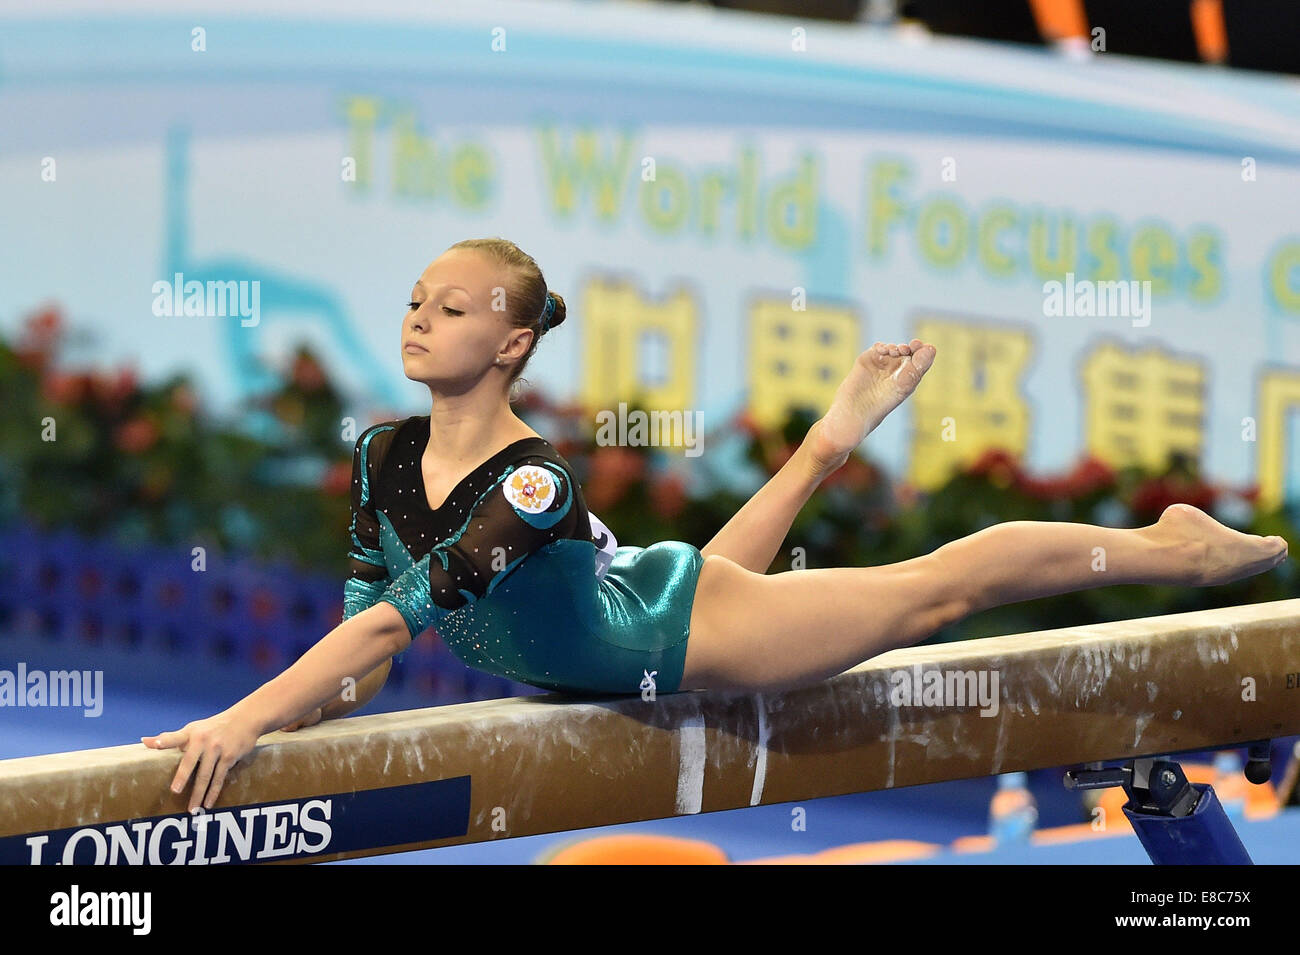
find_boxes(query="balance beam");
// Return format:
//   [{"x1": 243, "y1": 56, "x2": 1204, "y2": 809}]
[{"x1": 3, "y1": 599, "x2": 1299, "y2": 864}]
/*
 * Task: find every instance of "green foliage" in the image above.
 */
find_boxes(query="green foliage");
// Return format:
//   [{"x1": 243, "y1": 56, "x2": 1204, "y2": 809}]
[
  {"x1": 2, "y1": 306, "x2": 353, "y2": 572},
  {"x1": 3, "y1": 304, "x2": 1296, "y2": 642}
]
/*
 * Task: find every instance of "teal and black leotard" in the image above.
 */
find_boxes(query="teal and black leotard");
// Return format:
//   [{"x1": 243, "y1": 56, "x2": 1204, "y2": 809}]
[{"x1": 343, "y1": 416, "x2": 703, "y2": 696}]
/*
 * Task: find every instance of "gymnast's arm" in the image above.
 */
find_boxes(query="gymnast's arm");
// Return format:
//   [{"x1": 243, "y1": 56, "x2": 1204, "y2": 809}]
[
  {"x1": 315, "y1": 658, "x2": 391, "y2": 722},
  {"x1": 284, "y1": 657, "x2": 391, "y2": 728},
  {"x1": 147, "y1": 456, "x2": 580, "y2": 810},
  {"x1": 289, "y1": 424, "x2": 396, "y2": 728},
  {"x1": 144, "y1": 601, "x2": 414, "y2": 811},
  {"x1": 232, "y1": 603, "x2": 413, "y2": 736}
]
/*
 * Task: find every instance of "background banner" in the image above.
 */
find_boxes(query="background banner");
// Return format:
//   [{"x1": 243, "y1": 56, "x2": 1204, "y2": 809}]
[{"x1": 3, "y1": 0, "x2": 1299, "y2": 500}]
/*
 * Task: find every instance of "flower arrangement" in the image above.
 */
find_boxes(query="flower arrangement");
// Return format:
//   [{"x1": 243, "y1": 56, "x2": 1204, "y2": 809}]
[{"x1": 2, "y1": 303, "x2": 1295, "y2": 645}]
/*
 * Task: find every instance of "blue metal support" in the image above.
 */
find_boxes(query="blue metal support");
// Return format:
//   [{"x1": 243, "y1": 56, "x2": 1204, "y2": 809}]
[
  {"x1": 1121, "y1": 760, "x2": 1251, "y2": 865},
  {"x1": 1064, "y1": 744, "x2": 1273, "y2": 865}
]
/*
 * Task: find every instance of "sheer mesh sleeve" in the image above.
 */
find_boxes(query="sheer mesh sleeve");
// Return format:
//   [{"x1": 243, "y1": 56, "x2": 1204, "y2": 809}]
[
  {"x1": 378, "y1": 453, "x2": 581, "y2": 639},
  {"x1": 342, "y1": 423, "x2": 396, "y2": 621}
]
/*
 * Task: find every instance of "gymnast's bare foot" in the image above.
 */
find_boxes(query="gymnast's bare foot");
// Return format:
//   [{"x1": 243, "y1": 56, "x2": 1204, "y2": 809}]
[
  {"x1": 806, "y1": 339, "x2": 937, "y2": 476},
  {"x1": 1143, "y1": 503, "x2": 1288, "y2": 586}
]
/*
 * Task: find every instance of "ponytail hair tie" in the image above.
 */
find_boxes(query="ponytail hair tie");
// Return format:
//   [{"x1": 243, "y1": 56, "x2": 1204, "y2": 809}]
[{"x1": 539, "y1": 292, "x2": 555, "y2": 332}]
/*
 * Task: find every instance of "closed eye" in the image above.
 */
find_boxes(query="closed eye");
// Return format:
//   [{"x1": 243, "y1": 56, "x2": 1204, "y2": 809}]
[{"x1": 407, "y1": 301, "x2": 462, "y2": 316}]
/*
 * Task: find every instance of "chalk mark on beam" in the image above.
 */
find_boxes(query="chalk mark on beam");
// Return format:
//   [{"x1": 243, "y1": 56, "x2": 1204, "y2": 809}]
[
  {"x1": 749, "y1": 693, "x2": 769, "y2": 807},
  {"x1": 675, "y1": 709, "x2": 705, "y2": 815}
]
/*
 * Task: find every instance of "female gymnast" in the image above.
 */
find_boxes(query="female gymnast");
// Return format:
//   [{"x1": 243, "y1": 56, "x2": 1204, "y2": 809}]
[{"x1": 145, "y1": 237, "x2": 1289, "y2": 813}]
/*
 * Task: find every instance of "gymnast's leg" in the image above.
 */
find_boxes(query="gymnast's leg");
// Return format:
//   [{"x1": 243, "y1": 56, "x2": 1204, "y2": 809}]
[
  {"x1": 679, "y1": 503, "x2": 1289, "y2": 693},
  {"x1": 700, "y1": 340, "x2": 936, "y2": 573}
]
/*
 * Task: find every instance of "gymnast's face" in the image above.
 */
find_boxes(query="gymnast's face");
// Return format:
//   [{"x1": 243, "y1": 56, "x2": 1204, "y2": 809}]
[{"x1": 401, "y1": 249, "x2": 531, "y2": 392}]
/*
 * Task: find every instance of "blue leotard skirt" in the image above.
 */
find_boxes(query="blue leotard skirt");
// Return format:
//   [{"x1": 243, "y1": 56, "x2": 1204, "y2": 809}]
[{"x1": 431, "y1": 540, "x2": 703, "y2": 696}]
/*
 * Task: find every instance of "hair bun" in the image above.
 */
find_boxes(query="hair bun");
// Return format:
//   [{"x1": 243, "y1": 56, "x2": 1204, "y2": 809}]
[{"x1": 545, "y1": 291, "x2": 567, "y2": 331}]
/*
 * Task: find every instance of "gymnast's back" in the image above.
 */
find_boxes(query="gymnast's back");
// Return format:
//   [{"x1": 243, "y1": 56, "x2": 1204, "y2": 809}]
[{"x1": 344, "y1": 416, "x2": 702, "y2": 696}]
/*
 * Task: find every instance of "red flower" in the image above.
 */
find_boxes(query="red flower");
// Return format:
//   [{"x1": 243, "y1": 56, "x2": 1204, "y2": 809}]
[
  {"x1": 1129, "y1": 475, "x2": 1218, "y2": 518},
  {"x1": 552, "y1": 399, "x2": 588, "y2": 420},
  {"x1": 649, "y1": 471, "x2": 688, "y2": 520},
  {"x1": 553, "y1": 437, "x2": 583, "y2": 458},
  {"x1": 321, "y1": 459, "x2": 352, "y2": 496},
  {"x1": 41, "y1": 371, "x2": 92, "y2": 405},
  {"x1": 1015, "y1": 474, "x2": 1064, "y2": 500},
  {"x1": 822, "y1": 453, "x2": 879, "y2": 492},
  {"x1": 15, "y1": 305, "x2": 63, "y2": 370},
  {"x1": 115, "y1": 416, "x2": 160, "y2": 453},
  {"x1": 966, "y1": 449, "x2": 1116, "y2": 502},
  {"x1": 965, "y1": 447, "x2": 1022, "y2": 489},
  {"x1": 1062, "y1": 455, "x2": 1116, "y2": 497},
  {"x1": 514, "y1": 390, "x2": 549, "y2": 413},
  {"x1": 92, "y1": 366, "x2": 139, "y2": 410},
  {"x1": 585, "y1": 445, "x2": 645, "y2": 511},
  {"x1": 732, "y1": 409, "x2": 763, "y2": 440},
  {"x1": 290, "y1": 351, "x2": 327, "y2": 391}
]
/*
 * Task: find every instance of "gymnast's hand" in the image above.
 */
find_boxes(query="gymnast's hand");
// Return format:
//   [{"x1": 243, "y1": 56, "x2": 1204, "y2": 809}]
[
  {"x1": 280, "y1": 707, "x2": 322, "y2": 732},
  {"x1": 141, "y1": 711, "x2": 261, "y2": 813}
]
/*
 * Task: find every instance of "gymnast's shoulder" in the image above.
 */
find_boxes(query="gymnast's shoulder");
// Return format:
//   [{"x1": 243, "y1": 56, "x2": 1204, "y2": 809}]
[
  {"x1": 501, "y1": 438, "x2": 585, "y2": 507},
  {"x1": 351, "y1": 416, "x2": 419, "y2": 458}
]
